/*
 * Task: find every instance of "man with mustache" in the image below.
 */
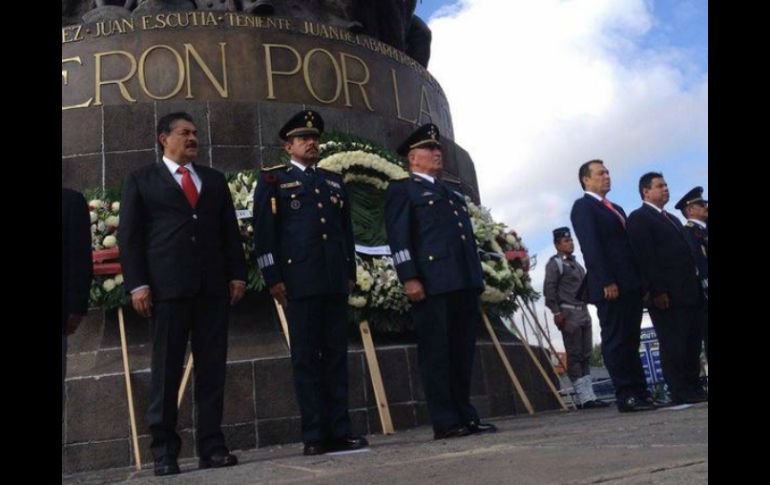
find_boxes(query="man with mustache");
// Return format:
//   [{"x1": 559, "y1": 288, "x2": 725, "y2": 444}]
[
  {"x1": 119, "y1": 112, "x2": 247, "y2": 476},
  {"x1": 252, "y1": 110, "x2": 366, "y2": 456}
]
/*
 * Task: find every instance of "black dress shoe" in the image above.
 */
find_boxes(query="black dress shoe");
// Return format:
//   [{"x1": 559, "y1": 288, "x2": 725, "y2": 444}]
[
  {"x1": 303, "y1": 442, "x2": 327, "y2": 456},
  {"x1": 433, "y1": 424, "x2": 471, "y2": 440},
  {"x1": 154, "y1": 457, "x2": 180, "y2": 476},
  {"x1": 467, "y1": 421, "x2": 498, "y2": 434},
  {"x1": 580, "y1": 400, "x2": 610, "y2": 409},
  {"x1": 327, "y1": 435, "x2": 369, "y2": 452},
  {"x1": 617, "y1": 396, "x2": 657, "y2": 413},
  {"x1": 199, "y1": 452, "x2": 238, "y2": 469}
]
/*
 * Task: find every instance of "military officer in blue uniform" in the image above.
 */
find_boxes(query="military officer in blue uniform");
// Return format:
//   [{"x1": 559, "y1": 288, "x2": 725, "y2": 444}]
[
  {"x1": 252, "y1": 110, "x2": 367, "y2": 456},
  {"x1": 385, "y1": 123, "x2": 497, "y2": 440},
  {"x1": 675, "y1": 186, "x2": 708, "y2": 359}
]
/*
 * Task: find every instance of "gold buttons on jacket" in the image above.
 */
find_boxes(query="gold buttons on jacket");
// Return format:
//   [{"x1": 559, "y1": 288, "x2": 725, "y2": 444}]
[
  {"x1": 287, "y1": 259, "x2": 292, "y2": 264},
  {"x1": 320, "y1": 217, "x2": 326, "y2": 224},
  {"x1": 428, "y1": 255, "x2": 434, "y2": 261},
  {"x1": 461, "y1": 235, "x2": 466, "y2": 240},
  {"x1": 428, "y1": 200, "x2": 434, "y2": 205},
  {"x1": 458, "y1": 222, "x2": 463, "y2": 228},
  {"x1": 315, "y1": 188, "x2": 321, "y2": 194},
  {"x1": 322, "y1": 234, "x2": 328, "y2": 240},
  {"x1": 317, "y1": 202, "x2": 323, "y2": 209}
]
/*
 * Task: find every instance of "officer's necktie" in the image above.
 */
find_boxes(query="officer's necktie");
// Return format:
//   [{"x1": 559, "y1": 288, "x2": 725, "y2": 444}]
[
  {"x1": 177, "y1": 166, "x2": 199, "y2": 208},
  {"x1": 305, "y1": 166, "x2": 316, "y2": 180},
  {"x1": 662, "y1": 210, "x2": 684, "y2": 233},
  {"x1": 601, "y1": 198, "x2": 625, "y2": 227}
]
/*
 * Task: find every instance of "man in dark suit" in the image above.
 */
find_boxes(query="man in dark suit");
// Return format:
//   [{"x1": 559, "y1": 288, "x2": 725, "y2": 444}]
[
  {"x1": 62, "y1": 188, "x2": 93, "y2": 411},
  {"x1": 675, "y1": 187, "x2": 708, "y2": 360},
  {"x1": 626, "y1": 174, "x2": 707, "y2": 404},
  {"x1": 570, "y1": 160, "x2": 655, "y2": 412},
  {"x1": 252, "y1": 110, "x2": 367, "y2": 456},
  {"x1": 119, "y1": 112, "x2": 247, "y2": 476},
  {"x1": 385, "y1": 124, "x2": 497, "y2": 439}
]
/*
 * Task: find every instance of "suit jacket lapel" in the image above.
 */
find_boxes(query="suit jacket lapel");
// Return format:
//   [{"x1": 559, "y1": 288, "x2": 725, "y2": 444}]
[
  {"x1": 585, "y1": 194, "x2": 624, "y2": 228},
  {"x1": 156, "y1": 162, "x2": 187, "y2": 202},
  {"x1": 192, "y1": 163, "x2": 208, "y2": 201}
]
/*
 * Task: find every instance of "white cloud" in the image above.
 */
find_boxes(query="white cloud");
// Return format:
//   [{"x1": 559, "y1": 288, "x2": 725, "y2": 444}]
[{"x1": 428, "y1": 0, "x2": 708, "y2": 240}]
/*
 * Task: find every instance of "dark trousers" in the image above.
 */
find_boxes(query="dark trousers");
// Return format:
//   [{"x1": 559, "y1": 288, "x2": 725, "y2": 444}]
[
  {"x1": 648, "y1": 304, "x2": 704, "y2": 400},
  {"x1": 596, "y1": 293, "x2": 648, "y2": 402},
  {"x1": 148, "y1": 297, "x2": 229, "y2": 460},
  {"x1": 562, "y1": 322, "x2": 592, "y2": 381},
  {"x1": 410, "y1": 289, "x2": 480, "y2": 433},
  {"x1": 285, "y1": 294, "x2": 351, "y2": 444}
]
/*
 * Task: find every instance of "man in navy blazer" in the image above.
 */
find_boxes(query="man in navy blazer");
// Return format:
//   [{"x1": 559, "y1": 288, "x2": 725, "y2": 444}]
[
  {"x1": 119, "y1": 112, "x2": 247, "y2": 476},
  {"x1": 626, "y1": 173, "x2": 707, "y2": 404},
  {"x1": 385, "y1": 124, "x2": 496, "y2": 439},
  {"x1": 675, "y1": 187, "x2": 708, "y2": 360},
  {"x1": 570, "y1": 160, "x2": 655, "y2": 412}
]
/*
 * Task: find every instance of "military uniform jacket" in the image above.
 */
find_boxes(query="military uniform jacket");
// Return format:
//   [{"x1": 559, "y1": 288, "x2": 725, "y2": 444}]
[
  {"x1": 252, "y1": 164, "x2": 356, "y2": 299},
  {"x1": 543, "y1": 254, "x2": 587, "y2": 312},
  {"x1": 385, "y1": 175, "x2": 484, "y2": 295},
  {"x1": 683, "y1": 221, "x2": 708, "y2": 297}
]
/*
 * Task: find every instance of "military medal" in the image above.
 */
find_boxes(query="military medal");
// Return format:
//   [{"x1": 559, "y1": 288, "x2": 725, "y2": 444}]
[
  {"x1": 270, "y1": 197, "x2": 277, "y2": 215},
  {"x1": 290, "y1": 200, "x2": 301, "y2": 210}
]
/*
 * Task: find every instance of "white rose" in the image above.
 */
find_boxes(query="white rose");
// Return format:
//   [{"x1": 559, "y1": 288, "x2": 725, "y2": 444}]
[
  {"x1": 90, "y1": 211, "x2": 98, "y2": 223},
  {"x1": 89, "y1": 199, "x2": 104, "y2": 210},
  {"x1": 348, "y1": 295, "x2": 367, "y2": 308},
  {"x1": 111, "y1": 201, "x2": 121, "y2": 212},
  {"x1": 103, "y1": 279, "x2": 116, "y2": 291},
  {"x1": 505, "y1": 234, "x2": 516, "y2": 245},
  {"x1": 115, "y1": 274, "x2": 124, "y2": 285},
  {"x1": 103, "y1": 235, "x2": 117, "y2": 248},
  {"x1": 106, "y1": 215, "x2": 119, "y2": 228}
]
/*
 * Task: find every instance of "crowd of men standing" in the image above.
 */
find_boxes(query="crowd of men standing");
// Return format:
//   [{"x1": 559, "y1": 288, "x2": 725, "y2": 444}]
[
  {"x1": 63, "y1": 111, "x2": 707, "y2": 477},
  {"x1": 545, "y1": 159, "x2": 708, "y2": 412}
]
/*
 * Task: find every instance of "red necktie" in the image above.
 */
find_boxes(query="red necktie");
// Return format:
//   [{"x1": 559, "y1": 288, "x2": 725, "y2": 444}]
[
  {"x1": 177, "y1": 166, "x2": 199, "y2": 209},
  {"x1": 602, "y1": 198, "x2": 625, "y2": 227}
]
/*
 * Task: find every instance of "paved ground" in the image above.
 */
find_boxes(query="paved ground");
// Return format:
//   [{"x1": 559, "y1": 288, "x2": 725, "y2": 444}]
[{"x1": 62, "y1": 402, "x2": 707, "y2": 484}]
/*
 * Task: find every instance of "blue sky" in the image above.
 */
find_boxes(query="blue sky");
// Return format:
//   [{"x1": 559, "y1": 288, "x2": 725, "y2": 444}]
[{"x1": 414, "y1": 0, "x2": 707, "y2": 346}]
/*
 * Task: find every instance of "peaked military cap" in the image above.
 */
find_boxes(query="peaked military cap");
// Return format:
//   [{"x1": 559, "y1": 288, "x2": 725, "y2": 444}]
[
  {"x1": 553, "y1": 227, "x2": 571, "y2": 242},
  {"x1": 279, "y1": 110, "x2": 324, "y2": 141},
  {"x1": 397, "y1": 123, "x2": 441, "y2": 156},
  {"x1": 674, "y1": 186, "x2": 707, "y2": 211}
]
